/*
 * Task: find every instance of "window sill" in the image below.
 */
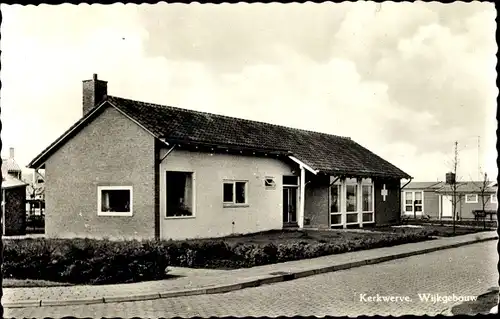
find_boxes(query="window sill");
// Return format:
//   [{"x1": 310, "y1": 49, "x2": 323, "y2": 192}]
[
  {"x1": 98, "y1": 212, "x2": 133, "y2": 217},
  {"x1": 165, "y1": 216, "x2": 196, "y2": 220},
  {"x1": 223, "y1": 203, "x2": 250, "y2": 208},
  {"x1": 465, "y1": 201, "x2": 478, "y2": 204}
]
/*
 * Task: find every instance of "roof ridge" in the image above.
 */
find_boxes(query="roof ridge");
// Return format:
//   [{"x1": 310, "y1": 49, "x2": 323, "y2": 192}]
[{"x1": 107, "y1": 95, "x2": 353, "y2": 141}]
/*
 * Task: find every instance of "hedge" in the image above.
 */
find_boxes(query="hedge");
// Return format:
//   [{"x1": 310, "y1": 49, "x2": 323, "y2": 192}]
[
  {"x1": 2, "y1": 229, "x2": 436, "y2": 285},
  {"x1": 2, "y1": 238, "x2": 170, "y2": 285}
]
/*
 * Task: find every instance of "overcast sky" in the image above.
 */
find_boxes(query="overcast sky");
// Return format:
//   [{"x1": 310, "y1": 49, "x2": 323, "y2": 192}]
[{"x1": 0, "y1": 2, "x2": 497, "y2": 182}]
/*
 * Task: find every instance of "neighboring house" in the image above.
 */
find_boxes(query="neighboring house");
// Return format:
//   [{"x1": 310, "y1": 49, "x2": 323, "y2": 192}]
[
  {"x1": 401, "y1": 181, "x2": 444, "y2": 219},
  {"x1": 435, "y1": 181, "x2": 498, "y2": 220},
  {"x1": 27, "y1": 74, "x2": 411, "y2": 240},
  {"x1": 402, "y1": 179, "x2": 498, "y2": 220},
  {"x1": 2, "y1": 148, "x2": 22, "y2": 180},
  {"x1": 1, "y1": 149, "x2": 28, "y2": 235}
]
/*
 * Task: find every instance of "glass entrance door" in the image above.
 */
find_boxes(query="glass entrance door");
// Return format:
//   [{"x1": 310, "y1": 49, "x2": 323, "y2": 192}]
[{"x1": 283, "y1": 186, "x2": 297, "y2": 223}]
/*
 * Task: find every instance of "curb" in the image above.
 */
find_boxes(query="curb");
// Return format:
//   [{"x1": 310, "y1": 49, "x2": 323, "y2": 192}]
[{"x1": 3, "y1": 235, "x2": 498, "y2": 308}]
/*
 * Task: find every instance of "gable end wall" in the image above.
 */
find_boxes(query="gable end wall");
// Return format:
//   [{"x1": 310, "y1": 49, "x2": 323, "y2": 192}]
[{"x1": 44, "y1": 106, "x2": 156, "y2": 240}]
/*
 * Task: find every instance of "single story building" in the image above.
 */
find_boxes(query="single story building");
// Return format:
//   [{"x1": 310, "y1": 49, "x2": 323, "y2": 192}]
[
  {"x1": 2, "y1": 147, "x2": 28, "y2": 235},
  {"x1": 402, "y1": 180, "x2": 497, "y2": 220},
  {"x1": 401, "y1": 181, "x2": 444, "y2": 218},
  {"x1": 27, "y1": 74, "x2": 412, "y2": 240},
  {"x1": 436, "y1": 182, "x2": 497, "y2": 220}
]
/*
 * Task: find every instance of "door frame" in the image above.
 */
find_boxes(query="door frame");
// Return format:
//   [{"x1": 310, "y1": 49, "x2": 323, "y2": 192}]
[
  {"x1": 282, "y1": 185, "x2": 298, "y2": 225},
  {"x1": 441, "y1": 195, "x2": 453, "y2": 218}
]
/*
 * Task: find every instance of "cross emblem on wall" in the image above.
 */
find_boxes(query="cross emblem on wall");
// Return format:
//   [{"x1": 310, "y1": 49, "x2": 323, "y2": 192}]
[{"x1": 381, "y1": 184, "x2": 388, "y2": 201}]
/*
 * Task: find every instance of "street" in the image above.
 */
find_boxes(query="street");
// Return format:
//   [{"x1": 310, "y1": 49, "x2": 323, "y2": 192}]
[{"x1": 4, "y1": 240, "x2": 498, "y2": 317}]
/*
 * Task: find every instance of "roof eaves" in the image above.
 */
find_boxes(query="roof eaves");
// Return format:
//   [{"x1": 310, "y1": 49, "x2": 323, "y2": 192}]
[
  {"x1": 288, "y1": 155, "x2": 319, "y2": 175},
  {"x1": 320, "y1": 168, "x2": 410, "y2": 180},
  {"x1": 164, "y1": 138, "x2": 291, "y2": 155}
]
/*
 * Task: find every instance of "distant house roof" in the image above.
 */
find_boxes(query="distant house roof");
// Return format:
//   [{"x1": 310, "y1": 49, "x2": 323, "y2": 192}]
[
  {"x1": 403, "y1": 181, "x2": 445, "y2": 190},
  {"x1": 435, "y1": 181, "x2": 497, "y2": 194},
  {"x1": 28, "y1": 96, "x2": 411, "y2": 179},
  {"x1": 1, "y1": 174, "x2": 28, "y2": 190},
  {"x1": 2, "y1": 158, "x2": 22, "y2": 174}
]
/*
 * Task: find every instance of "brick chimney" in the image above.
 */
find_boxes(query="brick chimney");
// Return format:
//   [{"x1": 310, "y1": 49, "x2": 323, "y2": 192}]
[
  {"x1": 9, "y1": 147, "x2": 14, "y2": 159},
  {"x1": 82, "y1": 74, "x2": 108, "y2": 116}
]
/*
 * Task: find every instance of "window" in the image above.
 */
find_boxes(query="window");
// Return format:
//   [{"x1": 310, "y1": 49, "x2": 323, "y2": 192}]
[
  {"x1": 491, "y1": 193, "x2": 498, "y2": 204},
  {"x1": 363, "y1": 212, "x2": 374, "y2": 222},
  {"x1": 330, "y1": 214, "x2": 342, "y2": 226},
  {"x1": 405, "y1": 191, "x2": 423, "y2": 213},
  {"x1": 465, "y1": 194, "x2": 478, "y2": 203},
  {"x1": 330, "y1": 184, "x2": 341, "y2": 213},
  {"x1": 223, "y1": 181, "x2": 248, "y2": 205},
  {"x1": 98, "y1": 186, "x2": 133, "y2": 216},
  {"x1": 405, "y1": 192, "x2": 413, "y2": 212},
  {"x1": 283, "y1": 176, "x2": 299, "y2": 186},
  {"x1": 414, "y1": 191, "x2": 423, "y2": 211},
  {"x1": 166, "y1": 171, "x2": 194, "y2": 217},
  {"x1": 346, "y1": 184, "x2": 357, "y2": 212},
  {"x1": 362, "y1": 185, "x2": 373, "y2": 212},
  {"x1": 264, "y1": 177, "x2": 276, "y2": 189},
  {"x1": 346, "y1": 213, "x2": 358, "y2": 223}
]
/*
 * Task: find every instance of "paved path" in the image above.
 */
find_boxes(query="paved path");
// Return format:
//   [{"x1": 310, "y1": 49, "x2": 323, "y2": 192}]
[
  {"x1": 4, "y1": 240, "x2": 498, "y2": 317},
  {"x1": 2, "y1": 231, "x2": 496, "y2": 307}
]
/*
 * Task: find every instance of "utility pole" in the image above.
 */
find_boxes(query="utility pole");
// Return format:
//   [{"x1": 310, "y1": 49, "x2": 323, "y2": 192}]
[{"x1": 478, "y1": 136, "x2": 481, "y2": 180}]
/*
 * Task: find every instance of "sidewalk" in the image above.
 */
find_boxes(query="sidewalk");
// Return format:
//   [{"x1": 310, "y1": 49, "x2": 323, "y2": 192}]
[{"x1": 2, "y1": 231, "x2": 498, "y2": 308}]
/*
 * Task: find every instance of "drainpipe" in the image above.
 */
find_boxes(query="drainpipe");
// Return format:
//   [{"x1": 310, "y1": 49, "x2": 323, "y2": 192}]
[
  {"x1": 299, "y1": 165, "x2": 306, "y2": 228},
  {"x1": 160, "y1": 145, "x2": 176, "y2": 163},
  {"x1": 399, "y1": 177, "x2": 413, "y2": 221},
  {"x1": 400, "y1": 177, "x2": 413, "y2": 190}
]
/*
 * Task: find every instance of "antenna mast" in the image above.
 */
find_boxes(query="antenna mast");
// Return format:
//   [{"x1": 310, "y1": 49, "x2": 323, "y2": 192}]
[{"x1": 478, "y1": 135, "x2": 481, "y2": 180}]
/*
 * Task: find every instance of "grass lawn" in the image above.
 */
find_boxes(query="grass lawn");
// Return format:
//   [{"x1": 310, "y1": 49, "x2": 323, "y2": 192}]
[
  {"x1": 193, "y1": 229, "x2": 379, "y2": 245},
  {"x1": 404, "y1": 218, "x2": 498, "y2": 229},
  {"x1": 373, "y1": 224, "x2": 493, "y2": 237},
  {"x1": 193, "y1": 224, "x2": 490, "y2": 246},
  {"x1": 193, "y1": 228, "x2": 426, "y2": 245}
]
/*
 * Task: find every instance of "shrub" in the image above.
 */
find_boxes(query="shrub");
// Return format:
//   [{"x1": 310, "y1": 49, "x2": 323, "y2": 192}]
[
  {"x1": 2, "y1": 238, "x2": 171, "y2": 285},
  {"x1": 2, "y1": 228, "x2": 436, "y2": 285}
]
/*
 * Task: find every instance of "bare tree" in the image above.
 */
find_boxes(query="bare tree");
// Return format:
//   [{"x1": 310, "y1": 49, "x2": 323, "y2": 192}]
[
  {"x1": 472, "y1": 172, "x2": 492, "y2": 229},
  {"x1": 449, "y1": 141, "x2": 461, "y2": 235},
  {"x1": 24, "y1": 170, "x2": 45, "y2": 216}
]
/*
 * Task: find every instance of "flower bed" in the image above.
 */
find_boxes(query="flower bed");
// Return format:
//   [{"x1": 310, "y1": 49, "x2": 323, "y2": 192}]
[{"x1": 2, "y1": 228, "x2": 437, "y2": 285}]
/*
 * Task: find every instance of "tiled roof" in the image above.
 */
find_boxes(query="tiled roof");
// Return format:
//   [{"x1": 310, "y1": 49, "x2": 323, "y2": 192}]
[
  {"x1": 1, "y1": 174, "x2": 27, "y2": 190},
  {"x1": 2, "y1": 159, "x2": 22, "y2": 173},
  {"x1": 403, "y1": 181, "x2": 444, "y2": 190},
  {"x1": 435, "y1": 181, "x2": 497, "y2": 194},
  {"x1": 28, "y1": 96, "x2": 411, "y2": 179},
  {"x1": 108, "y1": 96, "x2": 410, "y2": 178}
]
